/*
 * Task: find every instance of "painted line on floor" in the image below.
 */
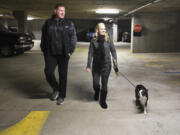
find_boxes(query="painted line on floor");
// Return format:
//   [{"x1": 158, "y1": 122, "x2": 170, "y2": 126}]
[
  {"x1": 145, "y1": 63, "x2": 163, "y2": 69},
  {"x1": 0, "y1": 111, "x2": 50, "y2": 135},
  {"x1": 170, "y1": 81, "x2": 180, "y2": 86},
  {"x1": 164, "y1": 72, "x2": 180, "y2": 74},
  {"x1": 75, "y1": 47, "x2": 88, "y2": 52}
]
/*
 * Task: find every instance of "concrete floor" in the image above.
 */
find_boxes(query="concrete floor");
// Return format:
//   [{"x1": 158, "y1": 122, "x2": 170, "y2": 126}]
[{"x1": 0, "y1": 45, "x2": 180, "y2": 135}]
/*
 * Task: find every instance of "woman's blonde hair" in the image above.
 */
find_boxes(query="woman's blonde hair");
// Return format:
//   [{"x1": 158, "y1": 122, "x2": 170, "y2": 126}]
[{"x1": 93, "y1": 22, "x2": 110, "y2": 42}]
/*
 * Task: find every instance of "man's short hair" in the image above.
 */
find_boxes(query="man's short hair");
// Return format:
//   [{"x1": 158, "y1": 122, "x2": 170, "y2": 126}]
[{"x1": 55, "y1": 3, "x2": 65, "y2": 9}]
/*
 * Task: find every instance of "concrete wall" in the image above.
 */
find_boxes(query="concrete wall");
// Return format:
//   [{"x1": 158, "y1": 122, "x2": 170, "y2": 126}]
[
  {"x1": 113, "y1": 23, "x2": 118, "y2": 42},
  {"x1": 27, "y1": 19, "x2": 45, "y2": 39},
  {"x1": 132, "y1": 12, "x2": 180, "y2": 53}
]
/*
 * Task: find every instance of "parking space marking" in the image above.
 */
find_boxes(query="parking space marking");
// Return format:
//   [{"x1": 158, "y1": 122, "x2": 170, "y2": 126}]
[{"x1": 0, "y1": 111, "x2": 50, "y2": 135}]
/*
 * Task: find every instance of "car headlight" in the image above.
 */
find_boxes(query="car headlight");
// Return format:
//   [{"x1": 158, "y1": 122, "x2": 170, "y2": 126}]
[
  {"x1": 19, "y1": 36, "x2": 26, "y2": 40},
  {"x1": 18, "y1": 36, "x2": 26, "y2": 43}
]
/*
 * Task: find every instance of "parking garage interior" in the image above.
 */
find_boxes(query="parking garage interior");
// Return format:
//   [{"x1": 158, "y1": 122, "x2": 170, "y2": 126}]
[{"x1": 0, "y1": 0, "x2": 180, "y2": 135}]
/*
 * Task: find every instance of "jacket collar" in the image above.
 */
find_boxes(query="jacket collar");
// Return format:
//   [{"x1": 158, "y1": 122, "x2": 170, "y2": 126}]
[
  {"x1": 51, "y1": 14, "x2": 65, "y2": 22},
  {"x1": 92, "y1": 38, "x2": 109, "y2": 48}
]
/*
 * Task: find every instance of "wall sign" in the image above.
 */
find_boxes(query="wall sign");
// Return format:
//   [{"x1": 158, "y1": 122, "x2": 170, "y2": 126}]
[{"x1": 134, "y1": 24, "x2": 142, "y2": 36}]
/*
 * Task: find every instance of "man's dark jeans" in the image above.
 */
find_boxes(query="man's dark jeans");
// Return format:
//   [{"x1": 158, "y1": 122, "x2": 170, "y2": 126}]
[{"x1": 44, "y1": 53, "x2": 70, "y2": 98}]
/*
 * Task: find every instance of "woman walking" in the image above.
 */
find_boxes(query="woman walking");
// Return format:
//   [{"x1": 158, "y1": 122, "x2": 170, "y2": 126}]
[{"x1": 86, "y1": 23, "x2": 118, "y2": 109}]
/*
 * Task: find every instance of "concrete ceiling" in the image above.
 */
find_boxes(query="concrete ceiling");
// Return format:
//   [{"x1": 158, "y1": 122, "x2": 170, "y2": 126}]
[{"x1": 0, "y1": 0, "x2": 180, "y2": 19}]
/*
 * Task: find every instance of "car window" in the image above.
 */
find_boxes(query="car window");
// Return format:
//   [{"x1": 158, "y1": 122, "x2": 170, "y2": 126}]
[{"x1": 0, "y1": 24, "x2": 9, "y2": 32}]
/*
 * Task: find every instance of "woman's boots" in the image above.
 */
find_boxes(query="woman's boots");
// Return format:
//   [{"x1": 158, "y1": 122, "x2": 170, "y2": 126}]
[
  {"x1": 94, "y1": 89, "x2": 100, "y2": 101},
  {"x1": 100, "y1": 91, "x2": 108, "y2": 109},
  {"x1": 94, "y1": 89, "x2": 108, "y2": 109}
]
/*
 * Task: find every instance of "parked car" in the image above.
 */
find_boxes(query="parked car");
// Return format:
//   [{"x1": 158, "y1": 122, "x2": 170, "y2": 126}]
[
  {"x1": 86, "y1": 32, "x2": 94, "y2": 42},
  {"x1": 0, "y1": 24, "x2": 34, "y2": 57}
]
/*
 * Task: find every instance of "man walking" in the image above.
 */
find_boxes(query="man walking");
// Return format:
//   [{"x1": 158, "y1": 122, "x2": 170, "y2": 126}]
[{"x1": 40, "y1": 3, "x2": 77, "y2": 105}]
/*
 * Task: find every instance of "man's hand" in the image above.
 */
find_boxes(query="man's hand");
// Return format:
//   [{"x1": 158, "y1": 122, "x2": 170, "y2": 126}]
[{"x1": 86, "y1": 68, "x2": 91, "y2": 72}]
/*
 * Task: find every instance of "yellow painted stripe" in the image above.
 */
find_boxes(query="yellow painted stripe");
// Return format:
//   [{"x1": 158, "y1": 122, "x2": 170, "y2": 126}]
[
  {"x1": 170, "y1": 81, "x2": 180, "y2": 86},
  {"x1": 145, "y1": 63, "x2": 163, "y2": 69},
  {"x1": 75, "y1": 47, "x2": 88, "y2": 52},
  {"x1": 0, "y1": 111, "x2": 50, "y2": 135}
]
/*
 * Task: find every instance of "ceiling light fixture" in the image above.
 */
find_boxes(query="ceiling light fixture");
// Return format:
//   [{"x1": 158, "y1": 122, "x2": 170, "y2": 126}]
[
  {"x1": 27, "y1": 16, "x2": 34, "y2": 20},
  {"x1": 27, "y1": 16, "x2": 39, "y2": 20},
  {"x1": 96, "y1": 9, "x2": 120, "y2": 14}
]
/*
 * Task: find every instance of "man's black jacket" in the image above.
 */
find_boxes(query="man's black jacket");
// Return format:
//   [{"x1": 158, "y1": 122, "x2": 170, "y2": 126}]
[{"x1": 40, "y1": 14, "x2": 77, "y2": 55}]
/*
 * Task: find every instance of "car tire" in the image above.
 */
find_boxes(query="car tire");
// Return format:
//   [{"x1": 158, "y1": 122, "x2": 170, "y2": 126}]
[
  {"x1": 0, "y1": 45, "x2": 14, "y2": 57},
  {"x1": 16, "y1": 50, "x2": 24, "y2": 54}
]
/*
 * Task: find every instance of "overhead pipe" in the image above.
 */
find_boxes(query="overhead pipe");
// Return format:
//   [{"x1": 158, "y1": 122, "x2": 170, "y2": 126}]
[{"x1": 124, "y1": 0, "x2": 164, "y2": 16}]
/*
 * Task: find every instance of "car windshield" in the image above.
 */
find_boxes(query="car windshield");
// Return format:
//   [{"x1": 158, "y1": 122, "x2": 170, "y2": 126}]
[{"x1": 0, "y1": 24, "x2": 9, "y2": 32}]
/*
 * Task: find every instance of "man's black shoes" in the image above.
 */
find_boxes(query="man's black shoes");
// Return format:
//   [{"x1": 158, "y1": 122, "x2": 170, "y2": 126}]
[
  {"x1": 57, "y1": 97, "x2": 64, "y2": 105},
  {"x1": 50, "y1": 90, "x2": 59, "y2": 101},
  {"x1": 50, "y1": 89, "x2": 64, "y2": 105}
]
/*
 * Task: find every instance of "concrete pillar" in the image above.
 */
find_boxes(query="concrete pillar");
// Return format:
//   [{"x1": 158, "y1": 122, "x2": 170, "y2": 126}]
[
  {"x1": 112, "y1": 19, "x2": 118, "y2": 42},
  {"x1": 105, "y1": 22, "x2": 113, "y2": 40},
  {"x1": 13, "y1": 10, "x2": 27, "y2": 33},
  {"x1": 131, "y1": 17, "x2": 134, "y2": 53},
  {"x1": 112, "y1": 24, "x2": 118, "y2": 42}
]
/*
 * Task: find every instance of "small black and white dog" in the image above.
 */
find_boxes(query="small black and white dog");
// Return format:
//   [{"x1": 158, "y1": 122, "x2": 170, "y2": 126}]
[{"x1": 135, "y1": 84, "x2": 148, "y2": 114}]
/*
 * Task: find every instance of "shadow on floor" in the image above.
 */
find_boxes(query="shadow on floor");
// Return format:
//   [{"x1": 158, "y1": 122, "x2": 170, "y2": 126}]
[
  {"x1": 68, "y1": 80, "x2": 94, "y2": 102},
  {"x1": 0, "y1": 54, "x2": 51, "y2": 99}
]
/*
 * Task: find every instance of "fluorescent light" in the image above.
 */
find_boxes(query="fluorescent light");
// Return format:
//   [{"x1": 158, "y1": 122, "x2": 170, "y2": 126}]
[
  {"x1": 96, "y1": 9, "x2": 119, "y2": 14},
  {"x1": 27, "y1": 16, "x2": 39, "y2": 20},
  {"x1": 27, "y1": 16, "x2": 34, "y2": 20}
]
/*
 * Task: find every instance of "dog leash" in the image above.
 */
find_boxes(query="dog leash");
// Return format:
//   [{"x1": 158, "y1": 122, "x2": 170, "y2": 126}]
[
  {"x1": 113, "y1": 58, "x2": 136, "y2": 88},
  {"x1": 114, "y1": 70, "x2": 136, "y2": 88},
  {"x1": 118, "y1": 71, "x2": 136, "y2": 88}
]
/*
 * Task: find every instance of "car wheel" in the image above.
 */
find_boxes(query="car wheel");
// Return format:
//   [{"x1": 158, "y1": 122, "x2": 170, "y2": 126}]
[
  {"x1": 0, "y1": 45, "x2": 14, "y2": 57},
  {"x1": 16, "y1": 50, "x2": 24, "y2": 54}
]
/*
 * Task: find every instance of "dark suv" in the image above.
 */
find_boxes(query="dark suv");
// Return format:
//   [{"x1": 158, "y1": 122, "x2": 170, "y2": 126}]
[{"x1": 0, "y1": 24, "x2": 34, "y2": 56}]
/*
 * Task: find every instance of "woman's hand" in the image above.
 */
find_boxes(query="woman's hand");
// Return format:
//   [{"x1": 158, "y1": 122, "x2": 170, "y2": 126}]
[
  {"x1": 68, "y1": 53, "x2": 71, "y2": 57},
  {"x1": 86, "y1": 68, "x2": 91, "y2": 72}
]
